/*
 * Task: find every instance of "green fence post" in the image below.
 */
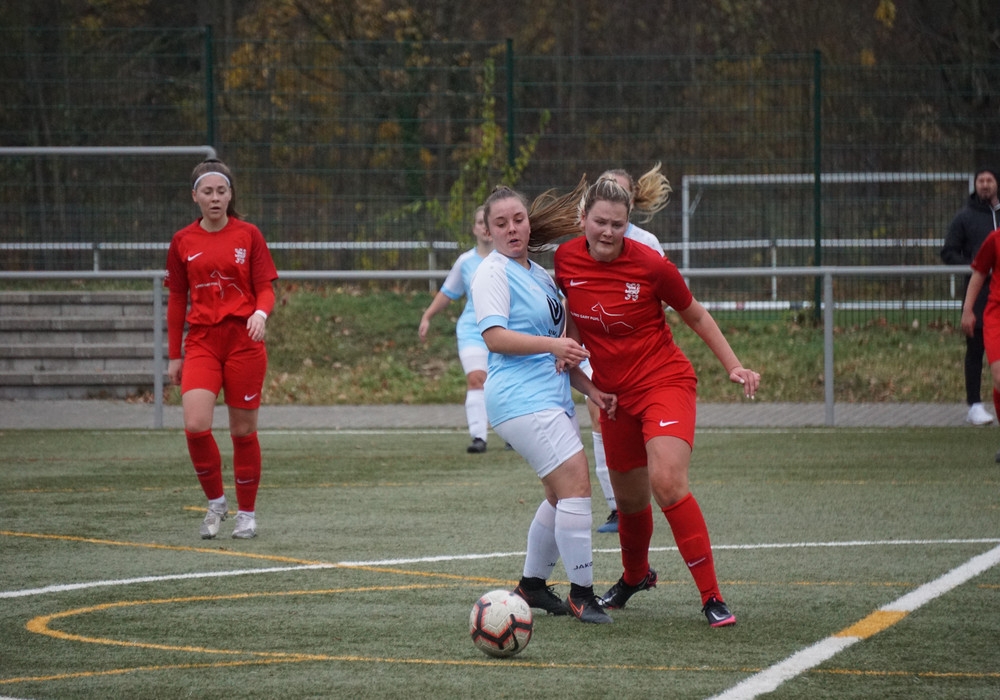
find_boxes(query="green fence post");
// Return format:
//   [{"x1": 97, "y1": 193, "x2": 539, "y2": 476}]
[
  {"x1": 204, "y1": 25, "x2": 215, "y2": 149},
  {"x1": 813, "y1": 49, "x2": 823, "y2": 322},
  {"x1": 506, "y1": 38, "x2": 515, "y2": 169}
]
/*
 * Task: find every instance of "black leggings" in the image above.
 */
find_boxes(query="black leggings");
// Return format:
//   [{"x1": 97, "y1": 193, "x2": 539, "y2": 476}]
[{"x1": 965, "y1": 329, "x2": 986, "y2": 406}]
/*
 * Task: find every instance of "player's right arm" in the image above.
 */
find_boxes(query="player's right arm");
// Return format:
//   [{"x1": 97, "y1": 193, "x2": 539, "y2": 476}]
[
  {"x1": 480, "y1": 326, "x2": 589, "y2": 366},
  {"x1": 166, "y1": 289, "x2": 187, "y2": 385},
  {"x1": 419, "y1": 292, "x2": 453, "y2": 341},
  {"x1": 962, "y1": 269, "x2": 988, "y2": 337}
]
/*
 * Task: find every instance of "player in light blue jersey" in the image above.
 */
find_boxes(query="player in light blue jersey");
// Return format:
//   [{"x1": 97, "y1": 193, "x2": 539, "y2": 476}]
[
  {"x1": 580, "y1": 164, "x2": 672, "y2": 534},
  {"x1": 471, "y1": 184, "x2": 617, "y2": 625},
  {"x1": 419, "y1": 206, "x2": 494, "y2": 453}
]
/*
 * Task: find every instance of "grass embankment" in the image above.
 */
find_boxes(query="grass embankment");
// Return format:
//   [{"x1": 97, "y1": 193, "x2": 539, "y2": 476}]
[{"x1": 240, "y1": 283, "x2": 979, "y2": 406}]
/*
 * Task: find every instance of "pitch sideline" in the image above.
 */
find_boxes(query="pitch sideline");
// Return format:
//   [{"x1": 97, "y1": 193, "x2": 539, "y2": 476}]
[{"x1": 708, "y1": 543, "x2": 1000, "y2": 700}]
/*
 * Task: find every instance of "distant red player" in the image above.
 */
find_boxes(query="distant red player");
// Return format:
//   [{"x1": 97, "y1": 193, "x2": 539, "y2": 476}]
[
  {"x1": 551, "y1": 175, "x2": 760, "y2": 627},
  {"x1": 962, "y1": 223, "x2": 1000, "y2": 462},
  {"x1": 165, "y1": 158, "x2": 278, "y2": 540}
]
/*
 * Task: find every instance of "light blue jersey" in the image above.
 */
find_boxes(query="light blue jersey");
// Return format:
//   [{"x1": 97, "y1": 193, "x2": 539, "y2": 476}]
[
  {"x1": 440, "y1": 247, "x2": 487, "y2": 351},
  {"x1": 626, "y1": 222, "x2": 664, "y2": 256},
  {"x1": 471, "y1": 251, "x2": 574, "y2": 426}
]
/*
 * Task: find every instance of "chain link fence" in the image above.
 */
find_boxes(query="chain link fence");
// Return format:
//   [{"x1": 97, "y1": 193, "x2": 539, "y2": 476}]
[{"x1": 2, "y1": 27, "x2": 998, "y2": 322}]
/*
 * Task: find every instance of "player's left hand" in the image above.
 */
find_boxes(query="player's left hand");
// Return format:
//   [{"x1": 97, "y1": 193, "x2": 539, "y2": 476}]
[
  {"x1": 729, "y1": 366, "x2": 760, "y2": 399},
  {"x1": 247, "y1": 313, "x2": 267, "y2": 342},
  {"x1": 593, "y1": 390, "x2": 617, "y2": 420}
]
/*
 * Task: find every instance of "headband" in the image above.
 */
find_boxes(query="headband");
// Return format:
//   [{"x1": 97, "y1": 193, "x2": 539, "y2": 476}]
[{"x1": 192, "y1": 171, "x2": 232, "y2": 191}]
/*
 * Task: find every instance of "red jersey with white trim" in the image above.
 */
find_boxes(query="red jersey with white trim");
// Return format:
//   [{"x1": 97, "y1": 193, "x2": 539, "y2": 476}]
[
  {"x1": 165, "y1": 217, "x2": 278, "y2": 327},
  {"x1": 554, "y1": 235, "x2": 694, "y2": 393}
]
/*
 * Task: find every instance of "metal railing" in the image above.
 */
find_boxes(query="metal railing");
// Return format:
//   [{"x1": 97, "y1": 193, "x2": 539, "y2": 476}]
[
  {"x1": 0, "y1": 237, "x2": 940, "y2": 272},
  {"x1": 0, "y1": 265, "x2": 971, "y2": 428}
]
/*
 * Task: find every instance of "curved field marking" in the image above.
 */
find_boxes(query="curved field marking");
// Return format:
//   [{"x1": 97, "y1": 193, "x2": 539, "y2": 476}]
[
  {"x1": 4, "y1": 537, "x2": 999, "y2": 691},
  {"x1": 25, "y1": 586, "x2": 454, "y2": 655},
  {"x1": 8, "y1": 586, "x2": 759, "y2": 687},
  {"x1": 709, "y1": 543, "x2": 1000, "y2": 700}
]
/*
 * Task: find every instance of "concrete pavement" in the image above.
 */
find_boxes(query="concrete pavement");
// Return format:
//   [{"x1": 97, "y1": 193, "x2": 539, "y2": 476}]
[{"x1": 0, "y1": 399, "x2": 980, "y2": 430}]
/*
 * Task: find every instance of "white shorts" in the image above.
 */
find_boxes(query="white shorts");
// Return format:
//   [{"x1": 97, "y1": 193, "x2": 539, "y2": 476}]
[
  {"x1": 458, "y1": 346, "x2": 488, "y2": 375},
  {"x1": 494, "y1": 408, "x2": 584, "y2": 479}
]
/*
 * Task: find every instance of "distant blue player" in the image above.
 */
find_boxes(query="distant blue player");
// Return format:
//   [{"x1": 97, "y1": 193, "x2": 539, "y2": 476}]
[{"x1": 419, "y1": 206, "x2": 494, "y2": 453}]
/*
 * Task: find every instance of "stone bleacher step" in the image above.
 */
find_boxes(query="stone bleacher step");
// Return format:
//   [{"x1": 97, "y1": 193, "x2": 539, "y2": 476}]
[{"x1": 0, "y1": 290, "x2": 167, "y2": 399}]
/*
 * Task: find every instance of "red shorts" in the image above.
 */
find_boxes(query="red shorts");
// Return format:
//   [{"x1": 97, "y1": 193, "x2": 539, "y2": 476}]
[
  {"x1": 984, "y1": 300, "x2": 1000, "y2": 365},
  {"x1": 181, "y1": 318, "x2": 267, "y2": 409},
  {"x1": 600, "y1": 372, "x2": 697, "y2": 472}
]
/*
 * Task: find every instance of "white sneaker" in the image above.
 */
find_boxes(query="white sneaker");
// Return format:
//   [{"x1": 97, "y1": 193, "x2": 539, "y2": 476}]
[
  {"x1": 966, "y1": 403, "x2": 994, "y2": 426},
  {"x1": 199, "y1": 502, "x2": 228, "y2": 539},
  {"x1": 231, "y1": 511, "x2": 257, "y2": 539}
]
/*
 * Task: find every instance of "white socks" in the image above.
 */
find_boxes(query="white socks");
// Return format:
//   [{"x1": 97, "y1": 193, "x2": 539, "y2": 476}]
[
  {"x1": 523, "y1": 497, "x2": 596, "y2": 587},
  {"x1": 465, "y1": 389, "x2": 488, "y2": 441},
  {"x1": 554, "y1": 497, "x2": 594, "y2": 587},
  {"x1": 523, "y1": 500, "x2": 559, "y2": 580}
]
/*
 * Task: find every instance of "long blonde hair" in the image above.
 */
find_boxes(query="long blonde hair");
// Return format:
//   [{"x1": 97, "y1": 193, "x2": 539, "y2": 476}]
[
  {"x1": 601, "y1": 162, "x2": 671, "y2": 223},
  {"x1": 527, "y1": 175, "x2": 588, "y2": 252},
  {"x1": 581, "y1": 175, "x2": 633, "y2": 218}
]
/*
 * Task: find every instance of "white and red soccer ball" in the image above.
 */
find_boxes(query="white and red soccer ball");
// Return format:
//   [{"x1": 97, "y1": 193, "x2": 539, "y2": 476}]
[{"x1": 469, "y1": 589, "x2": 533, "y2": 658}]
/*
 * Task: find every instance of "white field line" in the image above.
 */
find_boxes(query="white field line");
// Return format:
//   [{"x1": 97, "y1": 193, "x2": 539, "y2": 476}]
[
  {"x1": 4, "y1": 538, "x2": 998, "y2": 599},
  {"x1": 343, "y1": 537, "x2": 1000, "y2": 566},
  {"x1": 708, "y1": 543, "x2": 1000, "y2": 700}
]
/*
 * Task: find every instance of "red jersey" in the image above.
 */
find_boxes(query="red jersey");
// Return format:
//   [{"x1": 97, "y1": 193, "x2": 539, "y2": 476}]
[
  {"x1": 165, "y1": 218, "x2": 277, "y2": 355},
  {"x1": 971, "y1": 228, "x2": 1000, "y2": 306},
  {"x1": 554, "y1": 235, "x2": 694, "y2": 393}
]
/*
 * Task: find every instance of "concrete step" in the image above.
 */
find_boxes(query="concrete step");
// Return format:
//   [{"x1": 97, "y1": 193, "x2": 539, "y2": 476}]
[
  {"x1": 0, "y1": 291, "x2": 165, "y2": 317},
  {"x1": 0, "y1": 370, "x2": 166, "y2": 400},
  {"x1": 0, "y1": 317, "x2": 164, "y2": 344},
  {"x1": 0, "y1": 343, "x2": 166, "y2": 372},
  {"x1": 0, "y1": 343, "x2": 165, "y2": 359}
]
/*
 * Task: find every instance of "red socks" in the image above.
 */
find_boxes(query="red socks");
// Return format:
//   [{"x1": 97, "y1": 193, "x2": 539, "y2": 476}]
[
  {"x1": 232, "y1": 432, "x2": 261, "y2": 512},
  {"x1": 663, "y1": 492, "x2": 722, "y2": 605},
  {"x1": 185, "y1": 429, "x2": 223, "y2": 500},
  {"x1": 618, "y1": 505, "x2": 655, "y2": 585},
  {"x1": 185, "y1": 429, "x2": 261, "y2": 512},
  {"x1": 619, "y1": 494, "x2": 724, "y2": 603}
]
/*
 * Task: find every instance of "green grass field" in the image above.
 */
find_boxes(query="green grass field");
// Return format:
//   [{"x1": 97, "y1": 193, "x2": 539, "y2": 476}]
[{"x1": 1, "y1": 426, "x2": 998, "y2": 699}]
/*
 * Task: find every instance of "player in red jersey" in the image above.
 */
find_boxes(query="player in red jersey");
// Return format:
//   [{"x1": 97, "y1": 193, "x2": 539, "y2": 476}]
[
  {"x1": 550, "y1": 175, "x2": 760, "y2": 627},
  {"x1": 165, "y1": 158, "x2": 278, "y2": 540},
  {"x1": 582, "y1": 164, "x2": 672, "y2": 534},
  {"x1": 962, "y1": 224, "x2": 1000, "y2": 461}
]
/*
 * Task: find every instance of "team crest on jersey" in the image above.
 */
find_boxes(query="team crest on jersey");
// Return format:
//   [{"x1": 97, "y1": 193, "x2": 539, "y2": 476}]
[
  {"x1": 625, "y1": 282, "x2": 640, "y2": 301},
  {"x1": 235, "y1": 247, "x2": 247, "y2": 264},
  {"x1": 547, "y1": 295, "x2": 564, "y2": 327}
]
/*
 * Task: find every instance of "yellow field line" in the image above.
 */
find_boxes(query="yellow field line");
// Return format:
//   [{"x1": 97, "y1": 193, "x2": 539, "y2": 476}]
[{"x1": 0, "y1": 530, "x2": 327, "y2": 565}]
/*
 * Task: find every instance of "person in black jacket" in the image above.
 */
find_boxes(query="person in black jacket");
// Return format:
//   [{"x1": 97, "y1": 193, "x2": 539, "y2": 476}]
[{"x1": 942, "y1": 167, "x2": 1000, "y2": 425}]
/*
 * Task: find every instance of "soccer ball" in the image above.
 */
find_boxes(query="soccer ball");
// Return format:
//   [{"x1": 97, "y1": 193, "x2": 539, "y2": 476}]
[{"x1": 469, "y1": 589, "x2": 533, "y2": 658}]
